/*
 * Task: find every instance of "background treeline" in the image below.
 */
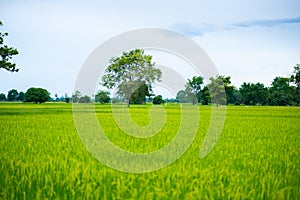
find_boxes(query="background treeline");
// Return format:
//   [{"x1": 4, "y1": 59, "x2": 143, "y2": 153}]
[
  {"x1": 176, "y1": 64, "x2": 299, "y2": 106},
  {"x1": 1, "y1": 64, "x2": 299, "y2": 106},
  {"x1": 176, "y1": 75, "x2": 299, "y2": 106}
]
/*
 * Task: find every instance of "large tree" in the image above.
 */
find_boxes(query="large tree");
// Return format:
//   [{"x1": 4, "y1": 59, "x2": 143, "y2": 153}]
[
  {"x1": 102, "y1": 49, "x2": 161, "y2": 107},
  {"x1": 0, "y1": 21, "x2": 19, "y2": 72},
  {"x1": 24, "y1": 87, "x2": 50, "y2": 103}
]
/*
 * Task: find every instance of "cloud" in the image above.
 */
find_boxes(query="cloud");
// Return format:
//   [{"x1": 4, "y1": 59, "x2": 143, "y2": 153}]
[
  {"x1": 170, "y1": 22, "x2": 215, "y2": 37},
  {"x1": 232, "y1": 16, "x2": 300, "y2": 28}
]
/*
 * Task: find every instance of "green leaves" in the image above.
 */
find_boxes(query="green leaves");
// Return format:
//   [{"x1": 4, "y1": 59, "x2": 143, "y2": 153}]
[
  {"x1": 24, "y1": 87, "x2": 50, "y2": 103},
  {"x1": 102, "y1": 49, "x2": 161, "y2": 107},
  {"x1": 0, "y1": 20, "x2": 19, "y2": 72}
]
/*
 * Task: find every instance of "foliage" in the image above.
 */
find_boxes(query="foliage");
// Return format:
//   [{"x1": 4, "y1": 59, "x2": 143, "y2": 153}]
[
  {"x1": 239, "y1": 82, "x2": 268, "y2": 105},
  {"x1": 24, "y1": 87, "x2": 50, "y2": 103},
  {"x1": 185, "y1": 76, "x2": 204, "y2": 104},
  {"x1": 152, "y1": 95, "x2": 165, "y2": 105},
  {"x1": 0, "y1": 93, "x2": 6, "y2": 101},
  {"x1": 176, "y1": 90, "x2": 190, "y2": 103},
  {"x1": 17, "y1": 91, "x2": 25, "y2": 101},
  {"x1": 0, "y1": 21, "x2": 19, "y2": 72},
  {"x1": 207, "y1": 76, "x2": 227, "y2": 105},
  {"x1": 7, "y1": 89, "x2": 18, "y2": 101},
  {"x1": 268, "y1": 77, "x2": 296, "y2": 106},
  {"x1": 0, "y1": 103, "x2": 299, "y2": 199},
  {"x1": 95, "y1": 90, "x2": 111, "y2": 104},
  {"x1": 291, "y1": 63, "x2": 300, "y2": 105},
  {"x1": 72, "y1": 90, "x2": 81, "y2": 103},
  {"x1": 129, "y1": 81, "x2": 151, "y2": 104},
  {"x1": 79, "y1": 95, "x2": 91, "y2": 103},
  {"x1": 102, "y1": 49, "x2": 161, "y2": 107}
]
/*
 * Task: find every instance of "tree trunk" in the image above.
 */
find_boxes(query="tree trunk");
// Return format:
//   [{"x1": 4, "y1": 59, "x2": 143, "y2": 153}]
[{"x1": 127, "y1": 99, "x2": 130, "y2": 107}]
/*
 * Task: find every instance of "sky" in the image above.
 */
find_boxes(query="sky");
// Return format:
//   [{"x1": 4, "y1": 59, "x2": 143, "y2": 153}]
[{"x1": 0, "y1": 0, "x2": 300, "y2": 98}]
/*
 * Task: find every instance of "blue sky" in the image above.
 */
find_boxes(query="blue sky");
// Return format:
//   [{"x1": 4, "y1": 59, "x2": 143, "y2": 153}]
[{"x1": 0, "y1": 0, "x2": 299, "y2": 98}]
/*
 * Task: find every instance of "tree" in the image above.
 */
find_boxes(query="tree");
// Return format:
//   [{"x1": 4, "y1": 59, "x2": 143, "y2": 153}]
[
  {"x1": 72, "y1": 90, "x2": 81, "y2": 103},
  {"x1": 153, "y1": 95, "x2": 165, "y2": 105},
  {"x1": 240, "y1": 82, "x2": 268, "y2": 105},
  {"x1": 207, "y1": 76, "x2": 227, "y2": 105},
  {"x1": 24, "y1": 87, "x2": 50, "y2": 103},
  {"x1": 102, "y1": 49, "x2": 162, "y2": 107},
  {"x1": 0, "y1": 93, "x2": 6, "y2": 101},
  {"x1": 7, "y1": 89, "x2": 18, "y2": 101},
  {"x1": 0, "y1": 21, "x2": 19, "y2": 72},
  {"x1": 291, "y1": 63, "x2": 300, "y2": 105},
  {"x1": 268, "y1": 77, "x2": 296, "y2": 106},
  {"x1": 17, "y1": 91, "x2": 25, "y2": 101},
  {"x1": 176, "y1": 90, "x2": 190, "y2": 103},
  {"x1": 79, "y1": 95, "x2": 91, "y2": 103},
  {"x1": 185, "y1": 76, "x2": 204, "y2": 104},
  {"x1": 129, "y1": 81, "x2": 152, "y2": 104},
  {"x1": 95, "y1": 90, "x2": 111, "y2": 104},
  {"x1": 200, "y1": 86, "x2": 211, "y2": 105},
  {"x1": 55, "y1": 93, "x2": 59, "y2": 101}
]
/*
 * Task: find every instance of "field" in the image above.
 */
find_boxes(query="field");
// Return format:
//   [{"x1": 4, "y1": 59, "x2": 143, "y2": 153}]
[{"x1": 0, "y1": 103, "x2": 299, "y2": 199}]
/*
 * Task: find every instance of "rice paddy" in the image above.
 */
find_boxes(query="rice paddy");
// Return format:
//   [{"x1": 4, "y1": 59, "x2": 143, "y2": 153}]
[{"x1": 0, "y1": 103, "x2": 299, "y2": 199}]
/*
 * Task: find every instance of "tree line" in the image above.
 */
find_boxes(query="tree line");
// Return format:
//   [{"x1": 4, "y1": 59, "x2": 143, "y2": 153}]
[{"x1": 176, "y1": 65, "x2": 299, "y2": 106}]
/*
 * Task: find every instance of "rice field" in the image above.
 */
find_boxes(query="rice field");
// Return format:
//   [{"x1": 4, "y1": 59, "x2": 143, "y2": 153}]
[{"x1": 0, "y1": 103, "x2": 299, "y2": 199}]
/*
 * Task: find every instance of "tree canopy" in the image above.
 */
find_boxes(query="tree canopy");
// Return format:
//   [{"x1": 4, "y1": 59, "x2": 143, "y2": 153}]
[
  {"x1": 102, "y1": 49, "x2": 161, "y2": 107},
  {"x1": 95, "y1": 90, "x2": 111, "y2": 104},
  {"x1": 24, "y1": 88, "x2": 50, "y2": 103},
  {"x1": 153, "y1": 95, "x2": 165, "y2": 105},
  {"x1": 0, "y1": 21, "x2": 19, "y2": 72}
]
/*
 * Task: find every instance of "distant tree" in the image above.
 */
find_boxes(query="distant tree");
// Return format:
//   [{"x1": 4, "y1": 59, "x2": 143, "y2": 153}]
[
  {"x1": 24, "y1": 87, "x2": 50, "y2": 103},
  {"x1": 72, "y1": 90, "x2": 81, "y2": 103},
  {"x1": 200, "y1": 85, "x2": 211, "y2": 105},
  {"x1": 291, "y1": 63, "x2": 300, "y2": 105},
  {"x1": 17, "y1": 91, "x2": 25, "y2": 101},
  {"x1": 185, "y1": 76, "x2": 204, "y2": 104},
  {"x1": 268, "y1": 77, "x2": 296, "y2": 106},
  {"x1": 164, "y1": 98, "x2": 177, "y2": 103},
  {"x1": 55, "y1": 93, "x2": 59, "y2": 101},
  {"x1": 0, "y1": 93, "x2": 6, "y2": 101},
  {"x1": 7, "y1": 89, "x2": 18, "y2": 101},
  {"x1": 102, "y1": 49, "x2": 162, "y2": 107},
  {"x1": 64, "y1": 93, "x2": 70, "y2": 103},
  {"x1": 176, "y1": 90, "x2": 190, "y2": 103},
  {"x1": 153, "y1": 95, "x2": 165, "y2": 105},
  {"x1": 95, "y1": 90, "x2": 111, "y2": 104},
  {"x1": 0, "y1": 21, "x2": 19, "y2": 72},
  {"x1": 207, "y1": 76, "x2": 227, "y2": 105},
  {"x1": 240, "y1": 82, "x2": 268, "y2": 105},
  {"x1": 111, "y1": 97, "x2": 123, "y2": 103},
  {"x1": 229, "y1": 88, "x2": 241, "y2": 105},
  {"x1": 79, "y1": 95, "x2": 91, "y2": 103}
]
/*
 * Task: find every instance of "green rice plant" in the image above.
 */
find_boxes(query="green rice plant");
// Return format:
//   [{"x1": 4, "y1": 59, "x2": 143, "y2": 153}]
[{"x1": 0, "y1": 103, "x2": 299, "y2": 199}]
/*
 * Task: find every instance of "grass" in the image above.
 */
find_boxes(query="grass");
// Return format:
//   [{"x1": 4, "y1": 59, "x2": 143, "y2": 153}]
[{"x1": 0, "y1": 103, "x2": 299, "y2": 199}]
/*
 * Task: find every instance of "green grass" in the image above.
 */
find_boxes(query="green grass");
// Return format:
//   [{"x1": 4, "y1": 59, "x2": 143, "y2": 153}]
[{"x1": 0, "y1": 103, "x2": 299, "y2": 199}]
